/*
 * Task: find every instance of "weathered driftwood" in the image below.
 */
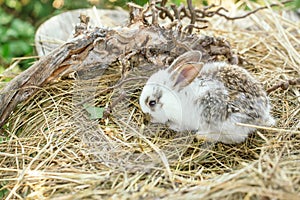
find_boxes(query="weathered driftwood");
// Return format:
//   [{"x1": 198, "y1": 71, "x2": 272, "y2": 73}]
[{"x1": 0, "y1": 6, "x2": 235, "y2": 127}]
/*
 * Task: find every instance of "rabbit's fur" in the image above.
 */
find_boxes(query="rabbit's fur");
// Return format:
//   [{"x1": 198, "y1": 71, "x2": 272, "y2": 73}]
[{"x1": 139, "y1": 51, "x2": 274, "y2": 144}]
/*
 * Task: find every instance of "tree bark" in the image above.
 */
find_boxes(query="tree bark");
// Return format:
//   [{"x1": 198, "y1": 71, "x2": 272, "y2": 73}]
[{"x1": 0, "y1": 21, "x2": 233, "y2": 127}]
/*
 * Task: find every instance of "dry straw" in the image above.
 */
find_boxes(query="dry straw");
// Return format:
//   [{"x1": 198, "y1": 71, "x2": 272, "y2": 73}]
[{"x1": 0, "y1": 1, "x2": 300, "y2": 199}]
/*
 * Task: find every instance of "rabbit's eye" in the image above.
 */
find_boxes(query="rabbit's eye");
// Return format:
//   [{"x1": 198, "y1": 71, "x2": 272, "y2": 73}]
[{"x1": 148, "y1": 100, "x2": 157, "y2": 107}]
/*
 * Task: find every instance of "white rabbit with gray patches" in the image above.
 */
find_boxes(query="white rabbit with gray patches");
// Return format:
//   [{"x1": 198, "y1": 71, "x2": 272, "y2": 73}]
[{"x1": 139, "y1": 51, "x2": 275, "y2": 144}]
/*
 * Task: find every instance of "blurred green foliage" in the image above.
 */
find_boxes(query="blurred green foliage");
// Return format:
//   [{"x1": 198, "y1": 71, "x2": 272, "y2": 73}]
[
  {"x1": 295, "y1": 0, "x2": 300, "y2": 8},
  {"x1": 0, "y1": 0, "x2": 57, "y2": 70},
  {"x1": 0, "y1": 7, "x2": 34, "y2": 67}
]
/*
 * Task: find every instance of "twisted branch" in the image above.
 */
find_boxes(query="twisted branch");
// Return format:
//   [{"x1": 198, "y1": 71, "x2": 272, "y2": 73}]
[
  {"x1": 128, "y1": 0, "x2": 294, "y2": 34},
  {"x1": 267, "y1": 78, "x2": 300, "y2": 94}
]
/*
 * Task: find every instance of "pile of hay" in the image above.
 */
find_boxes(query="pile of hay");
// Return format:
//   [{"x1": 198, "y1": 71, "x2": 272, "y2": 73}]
[{"x1": 1, "y1": 2, "x2": 299, "y2": 199}]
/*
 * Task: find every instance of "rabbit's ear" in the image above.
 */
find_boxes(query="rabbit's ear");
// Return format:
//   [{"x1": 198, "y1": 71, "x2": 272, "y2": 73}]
[
  {"x1": 168, "y1": 51, "x2": 202, "y2": 72},
  {"x1": 173, "y1": 62, "x2": 203, "y2": 88}
]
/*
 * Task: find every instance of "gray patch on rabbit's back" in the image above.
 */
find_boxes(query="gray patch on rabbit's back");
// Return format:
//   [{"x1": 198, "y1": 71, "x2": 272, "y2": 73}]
[
  {"x1": 216, "y1": 65, "x2": 264, "y2": 97},
  {"x1": 196, "y1": 90, "x2": 230, "y2": 123}
]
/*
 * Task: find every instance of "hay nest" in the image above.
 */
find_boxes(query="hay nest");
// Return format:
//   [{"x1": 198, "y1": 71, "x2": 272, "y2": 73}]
[{"x1": 1, "y1": 1, "x2": 300, "y2": 199}]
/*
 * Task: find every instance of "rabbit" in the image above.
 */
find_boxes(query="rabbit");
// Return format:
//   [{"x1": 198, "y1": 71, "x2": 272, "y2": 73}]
[{"x1": 139, "y1": 50, "x2": 275, "y2": 144}]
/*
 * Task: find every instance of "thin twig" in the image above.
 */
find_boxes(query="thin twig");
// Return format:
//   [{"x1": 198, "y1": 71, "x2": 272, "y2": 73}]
[
  {"x1": 155, "y1": 6, "x2": 174, "y2": 21},
  {"x1": 150, "y1": 0, "x2": 158, "y2": 25},
  {"x1": 267, "y1": 78, "x2": 300, "y2": 94},
  {"x1": 103, "y1": 90, "x2": 127, "y2": 119},
  {"x1": 182, "y1": 24, "x2": 208, "y2": 33},
  {"x1": 215, "y1": 0, "x2": 293, "y2": 20},
  {"x1": 187, "y1": 0, "x2": 196, "y2": 34},
  {"x1": 236, "y1": 122, "x2": 300, "y2": 134}
]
